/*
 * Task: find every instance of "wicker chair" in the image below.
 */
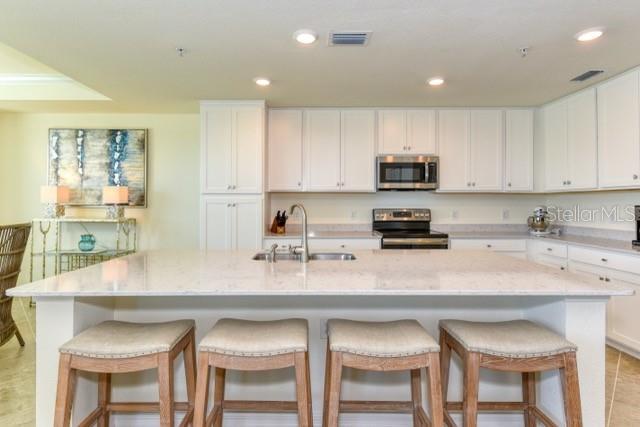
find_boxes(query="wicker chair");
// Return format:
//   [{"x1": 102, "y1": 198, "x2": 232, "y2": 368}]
[{"x1": 0, "y1": 223, "x2": 31, "y2": 347}]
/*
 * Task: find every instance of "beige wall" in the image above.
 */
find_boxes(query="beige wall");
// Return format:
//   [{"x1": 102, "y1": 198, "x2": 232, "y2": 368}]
[{"x1": 0, "y1": 113, "x2": 200, "y2": 249}]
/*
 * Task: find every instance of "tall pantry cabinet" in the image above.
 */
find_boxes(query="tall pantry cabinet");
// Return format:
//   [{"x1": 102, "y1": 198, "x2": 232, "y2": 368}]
[{"x1": 200, "y1": 101, "x2": 265, "y2": 250}]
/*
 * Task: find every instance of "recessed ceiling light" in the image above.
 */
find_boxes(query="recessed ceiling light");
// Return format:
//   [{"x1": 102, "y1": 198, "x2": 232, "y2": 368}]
[
  {"x1": 428, "y1": 77, "x2": 445, "y2": 86},
  {"x1": 575, "y1": 28, "x2": 604, "y2": 42},
  {"x1": 254, "y1": 77, "x2": 271, "y2": 87},
  {"x1": 293, "y1": 29, "x2": 317, "y2": 45}
]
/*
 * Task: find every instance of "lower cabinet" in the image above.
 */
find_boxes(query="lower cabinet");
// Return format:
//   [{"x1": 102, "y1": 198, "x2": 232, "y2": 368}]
[
  {"x1": 569, "y1": 260, "x2": 640, "y2": 354},
  {"x1": 201, "y1": 196, "x2": 263, "y2": 250},
  {"x1": 527, "y1": 240, "x2": 568, "y2": 271},
  {"x1": 449, "y1": 238, "x2": 527, "y2": 259},
  {"x1": 262, "y1": 238, "x2": 380, "y2": 252}
]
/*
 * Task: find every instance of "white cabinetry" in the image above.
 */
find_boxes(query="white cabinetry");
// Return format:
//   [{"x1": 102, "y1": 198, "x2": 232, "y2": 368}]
[
  {"x1": 201, "y1": 102, "x2": 264, "y2": 194},
  {"x1": 377, "y1": 110, "x2": 436, "y2": 154},
  {"x1": 527, "y1": 240, "x2": 568, "y2": 271},
  {"x1": 341, "y1": 110, "x2": 376, "y2": 191},
  {"x1": 268, "y1": 109, "x2": 303, "y2": 191},
  {"x1": 505, "y1": 109, "x2": 534, "y2": 192},
  {"x1": 542, "y1": 89, "x2": 598, "y2": 191},
  {"x1": 450, "y1": 238, "x2": 527, "y2": 259},
  {"x1": 439, "y1": 110, "x2": 503, "y2": 191},
  {"x1": 201, "y1": 196, "x2": 263, "y2": 250},
  {"x1": 597, "y1": 70, "x2": 640, "y2": 188},
  {"x1": 304, "y1": 109, "x2": 376, "y2": 192}
]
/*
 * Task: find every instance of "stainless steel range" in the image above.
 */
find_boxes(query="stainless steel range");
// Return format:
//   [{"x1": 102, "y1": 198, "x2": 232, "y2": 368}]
[{"x1": 373, "y1": 208, "x2": 449, "y2": 249}]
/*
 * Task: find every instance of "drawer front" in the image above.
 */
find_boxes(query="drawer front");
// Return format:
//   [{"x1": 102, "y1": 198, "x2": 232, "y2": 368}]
[
  {"x1": 450, "y1": 239, "x2": 527, "y2": 252},
  {"x1": 529, "y1": 240, "x2": 568, "y2": 259},
  {"x1": 311, "y1": 238, "x2": 381, "y2": 251},
  {"x1": 535, "y1": 253, "x2": 568, "y2": 271},
  {"x1": 568, "y1": 246, "x2": 640, "y2": 275}
]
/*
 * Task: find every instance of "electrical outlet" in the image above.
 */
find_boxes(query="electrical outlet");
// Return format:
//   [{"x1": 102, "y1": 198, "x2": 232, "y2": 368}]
[
  {"x1": 350, "y1": 210, "x2": 358, "y2": 219},
  {"x1": 451, "y1": 210, "x2": 459, "y2": 220},
  {"x1": 502, "y1": 209, "x2": 510, "y2": 220},
  {"x1": 320, "y1": 319, "x2": 328, "y2": 338}
]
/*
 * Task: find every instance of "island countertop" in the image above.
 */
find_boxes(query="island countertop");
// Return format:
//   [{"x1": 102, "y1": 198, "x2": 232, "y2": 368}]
[{"x1": 9, "y1": 249, "x2": 633, "y2": 297}]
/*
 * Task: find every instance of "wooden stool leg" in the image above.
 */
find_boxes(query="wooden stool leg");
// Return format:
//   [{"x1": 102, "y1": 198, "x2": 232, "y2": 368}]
[
  {"x1": 410, "y1": 368, "x2": 422, "y2": 426},
  {"x1": 462, "y1": 353, "x2": 480, "y2": 427},
  {"x1": 427, "y1": 353, "x2": 444, "y2": 427},
  {"x1": 158, "y1": 352, "x2": 175, "y2": 427},
  {"x1": 322, "y1": 343, "x2": 332, "y2": 427},
  {"x1": 54, "y1": 354, "x2": 77, "y2": 427},
  {"x1": 324, "y1": 351, "x2": 343, "y2": 427},
  {"x1": 561, "y1": 352, "x2": 583, "y2": 427},
  {"x1": 439, "y1": 331, "x2": 451, "y2": 405},
  {"x1": 15, "y1": 327, "x2": 25, "y2": 347},
  {"x1": 193, "y1": 353, "x2": 211, "y2": 427},
  {"x1": 212, "y1": 367, "x2": 226, "y2": 427},
  {"x1": 98, "y1": 373, "x2": 111, "y2": 427},
  {"x1": 183, "y1": 330, "x2": 197, "y2": 421},
  {"x1": 522, "y1": 372, "x2": 536, "y2": 427},
  {"x1": 295, "y1": 352, "x2": 312, "y2": 427},
  {"x1": 305, "y1": 351, "x2": 314, "y2": 425}
]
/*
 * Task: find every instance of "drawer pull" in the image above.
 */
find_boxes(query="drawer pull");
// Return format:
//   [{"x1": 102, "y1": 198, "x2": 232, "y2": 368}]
[
  {"x1": 605, "y1": 277, "x2": 611, "y2": 282},
  {"x1": 547, "y1": 248, "x2": 553, "y2": 252},
  {"x1": 486, "y1": 244, "x2": 492, "y2": 248},
  {"x1": 560, "y1": 266, "x2": 565, "y2": 271},
  {"x1": 601, "y1": 258, "x2": 608, "y2": 262}
]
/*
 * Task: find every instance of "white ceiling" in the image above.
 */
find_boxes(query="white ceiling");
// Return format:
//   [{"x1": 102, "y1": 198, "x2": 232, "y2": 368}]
[{"x1": 0, "y1": 0, "x2": 639, "y2": 113}]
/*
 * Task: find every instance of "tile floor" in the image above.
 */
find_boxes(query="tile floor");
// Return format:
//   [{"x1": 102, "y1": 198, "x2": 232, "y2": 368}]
[{"x1": 0, "y1": 299, "x2": 638, "y2": 426}]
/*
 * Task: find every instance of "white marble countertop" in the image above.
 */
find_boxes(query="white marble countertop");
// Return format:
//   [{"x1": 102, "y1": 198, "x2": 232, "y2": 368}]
[
  {"x1": 9, "y1": 249, "x2": 632, "y2": 297},
  {"x1": 449, "y1": 232, "x2": 640, "y2": 256},
  {"x1": 264, "y1": 228, "x2": 382, "y2": 240}
]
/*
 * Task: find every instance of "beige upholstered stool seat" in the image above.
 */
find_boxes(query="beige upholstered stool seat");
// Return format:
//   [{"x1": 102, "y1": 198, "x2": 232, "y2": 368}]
[
  {"x1": 439, "y1": 319, "x2": 577, "y2": 358},
  {"x1": 327, "y1": 319, "x2": 439, "y2": 357},
  {"x1": 199, "y1": 318, "x2": 308, "y2": 356},
  {"x1": 59, "y1": 319, "x2": 195, "y2": 359}
]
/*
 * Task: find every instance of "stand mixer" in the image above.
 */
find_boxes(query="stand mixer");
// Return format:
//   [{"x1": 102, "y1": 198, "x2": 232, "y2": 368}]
[{"x1": 527, "y1": 206, "x2": 554, "y2": 236}]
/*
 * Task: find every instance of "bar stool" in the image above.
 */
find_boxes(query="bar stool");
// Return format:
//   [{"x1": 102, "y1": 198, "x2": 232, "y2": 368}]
[
  {"x1": 53, "y1": 319, "x2": 196, "y2": 427},
  {"x1": 439, "y1": 319, "x2": 582, "y2": 427},
  {"x1": 323, "y1": 319, "x2": 444, "y2": 427},
  {"x1": 194, "y1": 318, "x2": 312, "y2": 427}
]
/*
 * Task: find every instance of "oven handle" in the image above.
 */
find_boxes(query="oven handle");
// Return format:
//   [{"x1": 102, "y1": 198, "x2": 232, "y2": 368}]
[{"x1": 383, "y1": 238, "x2": 449, "y2": 245}]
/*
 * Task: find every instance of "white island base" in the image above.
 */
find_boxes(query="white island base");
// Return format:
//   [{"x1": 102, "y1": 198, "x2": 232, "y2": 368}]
[{"x1": 36, "y1": 294, "x2": 607, "y2": 427}]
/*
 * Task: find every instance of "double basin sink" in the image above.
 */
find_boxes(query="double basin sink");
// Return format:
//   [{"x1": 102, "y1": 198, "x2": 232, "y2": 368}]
[{"x1": 252, "y1": 252, "x2": 356, "y2": 262}]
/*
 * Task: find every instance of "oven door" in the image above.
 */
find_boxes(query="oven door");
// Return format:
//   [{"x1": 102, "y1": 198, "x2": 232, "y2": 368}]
[
  {"x1": 377, "y1": 156, "x2": 438, "y2": 190},
  {"x1": 382, "y1": 238, "x2": 449, "y2": 250}
]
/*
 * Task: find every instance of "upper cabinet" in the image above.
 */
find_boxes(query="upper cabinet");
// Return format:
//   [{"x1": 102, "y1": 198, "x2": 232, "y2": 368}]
[
  {"x1": 378, "y1": 109, "x2": 436, "y2": 154},
  {"x1": 268, "y1": 109, "x2": 303, "y2": 191},
  {"x1": 305, "y1": 110, "x2": 342, "y2": 191},
  {"x1": 505, "y1": 109, "x2": 534, "y2": 192},
  {"x1": 541, "y1": 88, "x2": 598, "y2": 192},
  {"x1": 201, "y1": 102, "x2": 264, "y2": 194},
  {"x1": 598, "y1": 70, "x2": 640, "y2": 188},
  {"x1": 439, "y1": 110, "x2": 503, "y2": 191},
  {"x1": 341, "y1": 110, "x2": 376, "y2": 191}
]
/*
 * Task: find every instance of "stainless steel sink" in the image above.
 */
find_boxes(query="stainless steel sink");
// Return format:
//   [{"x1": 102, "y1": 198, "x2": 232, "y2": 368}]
[
  {"x1": 309, "y1": 253, "x2": 356, "y2": 261},
  {"x1": 252, "y1": 252, "x2": 356, "y2": 261}
]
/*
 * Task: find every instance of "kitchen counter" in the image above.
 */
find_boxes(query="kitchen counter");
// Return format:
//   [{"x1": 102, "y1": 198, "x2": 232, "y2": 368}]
[
  {"x1": 449, "y1": 231, "x2": 640, "y2": 256},
  {"x1": 9, "y1": 249, "x2": 631, "y2": 297},
  {"x1": 15, "y1": 249, "x2": 627, "y2": 427}
]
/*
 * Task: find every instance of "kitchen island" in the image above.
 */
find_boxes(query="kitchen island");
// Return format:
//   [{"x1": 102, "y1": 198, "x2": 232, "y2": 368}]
[{"x1": 10, "y1": 249, "x2": 632, "y2": 427}]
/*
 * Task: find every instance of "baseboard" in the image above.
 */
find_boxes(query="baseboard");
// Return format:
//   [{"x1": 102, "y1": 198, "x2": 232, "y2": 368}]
[
  {"x1": 113, "y1": 410, "x2": 525, "y2": 426},
  {"x1": 606, "y1": 337, "x2": 640, "y2": 360}
]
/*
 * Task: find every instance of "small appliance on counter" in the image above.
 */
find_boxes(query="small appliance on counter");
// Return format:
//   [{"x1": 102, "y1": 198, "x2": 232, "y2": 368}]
[
  {"x1": 633, "y1": 205, "x2": 640, "y2": 248},
  {"x1": 527, "y1": 206, "x2": 554, "y2": 236},
  {"x1": 372, "y1": 208, "x2": 448, "y2": 249}
]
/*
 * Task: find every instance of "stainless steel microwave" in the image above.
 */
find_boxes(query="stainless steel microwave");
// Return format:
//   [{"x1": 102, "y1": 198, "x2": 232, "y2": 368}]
[{"x1": 377, "y1": 155, "x2": 439, "y2": 190}]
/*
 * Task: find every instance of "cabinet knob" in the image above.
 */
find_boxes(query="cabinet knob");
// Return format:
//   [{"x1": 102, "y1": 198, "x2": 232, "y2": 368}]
[
  {"x1": 634, "y1": 174, "x2": 639, "y2": 180},
  {"x1": 342, "y1": 182, "x2": 345, "y2": 186},
  {"x1": 486, "y1": 244, "x2": 492, "y2": 248},
  {"x1": 547, "y1": 247, "x2": 553, "y2": 251},
  {"x1": 340, "y1": 244, "x2": 346, "y2": 248},
  {"x1": 567, "y1": 180, "x2": 572, "y2": 185},
  {"x1": 562, "y1": 181, "x2": 567, "y2": 185},
  {"x1": 298, "y1": 182, "x2": 302, "y2": 187},
  {"x1": 508, "y1": 182, "x2": 512, "y2": 187},
  {"x1": 467, "y1": 182, "x2": 471, "y2": 187},
  {"x1": 601, "y1": 258, "x2": 608, "y2": 262},
  {"x1": 337, "y1": 182, "x2": 341, "y2": 187},
  {"x1": 472, "y1": 182, "x2": 476, "y2": 187},
  {"x1": 407, "y1": 146, "x2": 411, "y2": 151},
  {"x1": 227, "y1": 185, "x2": 232, "y2": 190},
  {"x1": 560, "y1": 266, "x2": 565, "y2": 270},
  {"x1": 605, "y1": 277, "x2": 611, "y2": 282},
  {"x1": 599, "y1": 276, "x2": 604, "y2": 281}
]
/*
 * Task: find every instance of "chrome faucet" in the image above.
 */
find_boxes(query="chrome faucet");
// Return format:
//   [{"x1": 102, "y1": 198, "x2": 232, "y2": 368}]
[
  {"x1": 267, "y1": 243, "x2": 278, "y2": 263},
  {"x1": 289, "y1": 204, "x2": 309, "y2": 263}
]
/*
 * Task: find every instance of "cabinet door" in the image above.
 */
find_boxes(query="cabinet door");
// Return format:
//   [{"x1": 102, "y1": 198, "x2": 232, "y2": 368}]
[
  {"x1": 406, "y1": 110, "x2": 437, "y2": 154},
  {"x1": 470, "y1": 110, "x2": 504, "y2": 191},
  {"x1": 234, "y1": 198, "x2": 263, "y2": 250},
  {"x1": 438, "y1": 110, "x2": 470, "y2": 191},
  {"x1": 268, "y1": 109, "x2": 303, "y2": 191},
  {"x1": 505, "y1": 110, "x2": 533, "y2": 192},
  {"x1": 567, "y1": 89, "x2": 598, "y2": 190},
  {"x1": 305, "y1": 110, "x2": 342, "y2": 191},
  {"x1": 200, "y1": 197, "x2": 233, "y2": 250},
  {"x1": 377, "y1": 110, "x2": 406, "y2": 154},
  {"x1": 341, "y1": 110, "x2": 376, "y2": 192},
  {"x1": 542, "y1": 101, "x2": 568, "y2": 191},
  {"x1": 607, "y1": 271, "x2": 640, "y2": 352},
  {"x1": 201, "y1": 107, "x2": 233, "y2": 193},
  {"x1": 233, "y1": 106, "x2": 264, "y2": 193},
  {"x1": 598, "y1": 71, "x2": 640, "y2": 188}
]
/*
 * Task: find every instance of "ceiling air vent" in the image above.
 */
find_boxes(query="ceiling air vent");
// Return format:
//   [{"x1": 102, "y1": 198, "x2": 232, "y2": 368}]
[
  {"x1": 329, "y1": 31, "x2": 371, "y2": 46},
  {"x1": 571, "y1": 70, "x2": 604, "y2": 82}
]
